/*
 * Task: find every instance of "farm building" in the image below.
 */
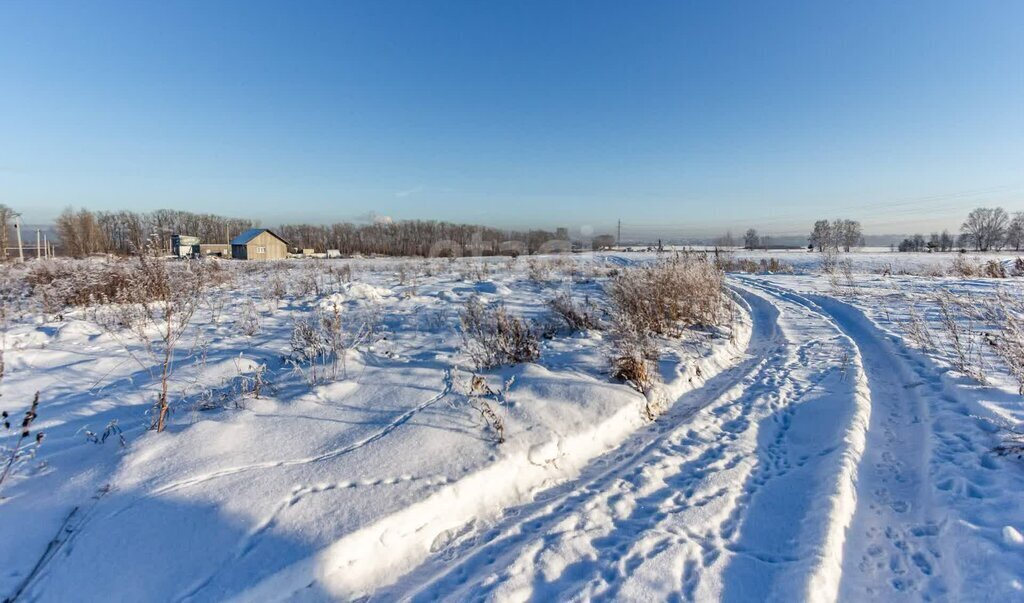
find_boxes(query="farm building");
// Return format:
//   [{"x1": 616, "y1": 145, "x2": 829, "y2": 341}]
[
  {"x1": 199, "y1": 243, "x2": 230, "y2": 257},
  {"x1": 171, "y1": 234, "x2": 201, "y2": 258},
  {"x1": 230, "y1": 229, "x2": 289, "y2": 260}
]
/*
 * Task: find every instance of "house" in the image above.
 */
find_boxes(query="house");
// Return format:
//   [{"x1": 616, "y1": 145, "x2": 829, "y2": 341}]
[{"x1": 230, "y1": 229, "x2": 289, "y2": 260}]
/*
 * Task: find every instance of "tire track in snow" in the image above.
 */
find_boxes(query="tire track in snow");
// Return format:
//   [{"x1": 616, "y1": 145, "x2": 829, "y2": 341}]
[
  {"x1": 741, "y1": 280, "x2": 960, "y2": 599},
  {"x1": 374, "y1": 284, "x2": 871, "y2": 602},
  {"x1": 386, "y1": 291, "x2": 785, "y2": 601},
  {"x1": 804, "y1": 294, "x2": 960, "y2": 600}
]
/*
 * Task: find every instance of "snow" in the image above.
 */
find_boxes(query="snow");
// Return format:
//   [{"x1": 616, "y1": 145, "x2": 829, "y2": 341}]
[{"x1": 2, "y1": 251, "x2": 1023, "y2": 601}]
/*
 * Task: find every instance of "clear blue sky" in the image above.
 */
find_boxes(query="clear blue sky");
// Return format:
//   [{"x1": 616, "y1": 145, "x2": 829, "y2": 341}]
[{"x1": 2, "y1": 0, "x2": 1022, "y2": 237}]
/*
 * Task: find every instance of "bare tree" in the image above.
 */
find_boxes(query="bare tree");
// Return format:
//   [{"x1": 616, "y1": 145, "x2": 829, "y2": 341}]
[
  {"x1": 0, "y1": 205, "x2": 18, "y2": 261},
  {"x1": 961, "y1": 207, "x2": 1009, "y2": 252},
  {"x1": 1007, "y1": 212, "x2": 1024, "y2": 252},
  {"x1": 809, "y1": 220, "x2": 833, "y2": 252},
  {"x1": 939, "y1": 229, "x2": 955, "y2": 252},
  {"x1": 743, "y1": 228, "x2": 760, "y2": 249},
  {"x1": 836, "y1": 219, "x2": 862, "y2": 252}
]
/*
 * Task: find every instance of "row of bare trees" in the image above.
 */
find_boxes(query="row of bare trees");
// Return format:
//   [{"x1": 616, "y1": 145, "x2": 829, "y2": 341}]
[
  {"x1": 895, "y1": 208, "x2": 1024, "y2": 253},
  {"x1": 808, "y1": 219, "x2": 863, "y2": 252},
  {"x1": 55, "y1": 208, "x2": 259, "y2": 257},
  {"x1": 896, "y1": 231, "x2": 957, "y2": 253},
  {"x1": 50, "y1": 207, "x2": 570, "y2": 258},
  {"x1": 961, "y1": 207, "x2": 1024, "y2": 252},
  {"x1": 275, "y1": 221, "x2": 568, "y2": 256}
]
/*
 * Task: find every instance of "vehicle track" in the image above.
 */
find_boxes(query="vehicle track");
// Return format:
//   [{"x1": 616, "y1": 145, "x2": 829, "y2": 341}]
[{"x1": 374, "y1": 283, "x2": 871, "y2": 602}]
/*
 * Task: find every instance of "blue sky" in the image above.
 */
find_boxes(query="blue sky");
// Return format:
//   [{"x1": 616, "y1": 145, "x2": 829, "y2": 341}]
[{"x1": 2, "y1": 0, "x2": 1022, "y2": 237}]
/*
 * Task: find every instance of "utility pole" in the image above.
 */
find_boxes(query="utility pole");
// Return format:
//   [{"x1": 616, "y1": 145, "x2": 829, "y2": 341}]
[
  {"x1": 43, "y1": 234, "x2": 49, "y2": 258},
  {"x1": 36, "y1": 229, "x2": 41, "y2": 259},
  {"x1": 14, "y1": 220, "x2": 23, "y2": 262}
]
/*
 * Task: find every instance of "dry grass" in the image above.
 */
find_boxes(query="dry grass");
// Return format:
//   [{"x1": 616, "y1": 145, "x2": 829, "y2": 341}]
[
  {"x1": 607, "y1": 254, "x2": 726, "y2": 338},
  {"x1": 548, "y1": 291, "x2": 601, "y2": 332},
  {"x1": 460, "y1": 296, "x2": 540, "y2": 370}
]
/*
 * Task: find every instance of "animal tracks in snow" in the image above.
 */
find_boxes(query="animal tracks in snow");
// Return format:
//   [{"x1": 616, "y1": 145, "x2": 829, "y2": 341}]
[{"x1": 376, "y1": 283, "x2": 876, "y2": 602}]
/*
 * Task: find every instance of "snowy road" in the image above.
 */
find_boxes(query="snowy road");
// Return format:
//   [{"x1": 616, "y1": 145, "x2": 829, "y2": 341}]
[
  {"x1": 366, "y1": 283, "x2": 867, "y2": 601},
  {"x1": 366, "y1": 278, "x2": 1024, "y2": 602}
]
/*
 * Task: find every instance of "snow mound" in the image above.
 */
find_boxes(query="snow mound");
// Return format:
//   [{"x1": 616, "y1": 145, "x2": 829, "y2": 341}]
[{"x1": 321, "y1": 283, "x2": 393, "y2": 306}]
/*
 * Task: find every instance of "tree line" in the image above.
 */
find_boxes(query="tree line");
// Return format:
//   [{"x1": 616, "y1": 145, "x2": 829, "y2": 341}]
[
  {"x1": 25, "y1": 204, "x2": 1024, "y2": 258},
  {"x1": 55, "y1": 208, "x2": 259, "y2": 257},
  {"x1": 897, "y1": 208, "x2": 1024, "y2": 253},
  {"x1": 808, "y1": 219, "x2": 863, "y2": 252},
  {"x1": 49, "y1": 207, "x2": 572, "y2": 258},
  {"x1": 274, "y1": 221, "x2": 569, "y2": 256}
]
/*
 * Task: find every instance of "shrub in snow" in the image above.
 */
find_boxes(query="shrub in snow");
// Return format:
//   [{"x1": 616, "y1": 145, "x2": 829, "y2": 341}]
[
  {"x1": 194, "y1": 362, "x2": 274, "y2": 412},
  {"x1": 262, "y1": 271, "x2": 288, "y2": 309},
  {"x1": 28, "y1": 258, "x2": 135, "y2": 311},
  {"x1": 607, "y1": 254, "x2": 726, "y2": 338},
  {"x1": 457, "y1": 262, "x2": 490, "y2": 282},
  {"x1": 934, "y1": 291, "x2": 986, "y2": 382},
  {"x1": 761, "y1": 257, "x2": 790, "y2": 273},
  {"x1": 608, "y1": 311, "x2": 664, "y2": 419},
  {"x1": 526, "y1": 258, "x2": 553, "y2": 283},
  {"x1": 903, "y1": 302, "x2": 937, "y2": 352},
  {"x1": 980, "y1": 291, "x2": 1024, "y2": 395},
  {"x1": 463, "y1": 374, "x2": 511, "y2": 444},
  {"x1": 93, "y1": 255, "x2": 209, "y2": 432},
  {"x1": 459, "y1": 296, "x2": 540, "y2": 370},
  {"x1": 239, "y1": 299, "x2": 262, "y2": 337},
  {"x1": 288, "y1": 315, "x2": 330, "y2": 384},
  {"x1": 287, "y1": 302, "x2": 381, "y2": 384},
  {"x1": 984, "y1": 260, "x2": 1008, "y2": 279},
  {"x1": 1013, "y1": 258, "x2": 1024, "y2": 278},
  {"x1": 294, "y1": 267, "x2": 322, "y2": 297},
  {"x1": 607, "y1": 255, "x2": 726, "y2": 419},
  {"x1": 548, "y1": 291, "x2": 600, "y2": 332},
  {"x1": 950, "y1": 255, "x2": 983, "y2": 278}
]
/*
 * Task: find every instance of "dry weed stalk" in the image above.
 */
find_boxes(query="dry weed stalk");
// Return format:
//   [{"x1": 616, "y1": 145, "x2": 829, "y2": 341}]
[
  {"x1": 0, "y1": 392, "x2": 44, "y2": 495},
  {"x1": 460, "y1": 297, "x2": 540, "y2": 370},
  {"x1": 549, "y1": 291, "x2": 600, "y2": 332}
]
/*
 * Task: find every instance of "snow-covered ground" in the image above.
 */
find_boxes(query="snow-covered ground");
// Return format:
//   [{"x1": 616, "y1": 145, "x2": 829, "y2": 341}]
[{"x1": 2, "y1": 251, "x2": 1023, "y2": 601}]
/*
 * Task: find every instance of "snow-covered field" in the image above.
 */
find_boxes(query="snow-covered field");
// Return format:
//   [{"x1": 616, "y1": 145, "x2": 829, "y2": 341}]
[{"x1": 2, "y1": 251, "x2": 1023, "y2": 601}]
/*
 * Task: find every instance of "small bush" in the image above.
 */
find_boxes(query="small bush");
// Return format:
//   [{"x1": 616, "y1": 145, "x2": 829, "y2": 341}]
[
  {"x1": 27, "y1": 258, "x2": 135, "y2": 310},
  {"x1": 607, "y1": 255, "x2": 726, "y2": 337},
  {"x1": 950, "y1": 255, "x2": 982, "y2": 278},
  {"x1": 463, "y1": 374, "x2": 511, "y2": 444},
  {"x1": 549, "y1": 291, "x2": 600, "y2": 332},
  {"x1": 238, "y1": 299, "x2": 262, "y2": 336},
  {"x1": 984, "y1": 260, "x2": 1008, "y2": 279},
  {"x1": 1013, "y1": 258, "x2": 1024, "y2": 277},
  {"x1": 288, "y1": 315, "x2": 330, "y2": 384},
  {"x1": 526, "y1": 258, "x2": 553, "y2": 283},
  {"x1": 761, "y1": 257, "x2": 790, "y2": 273},
  {"x1": 982, "y1": 291, "x2": 1024, "y2": 394},
  {"x1": 611, "y1": 347, "x2": 654, "y2": 393},
  {"x1": 460, "y1": 297, "x2": 540, "y2": 369}
]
